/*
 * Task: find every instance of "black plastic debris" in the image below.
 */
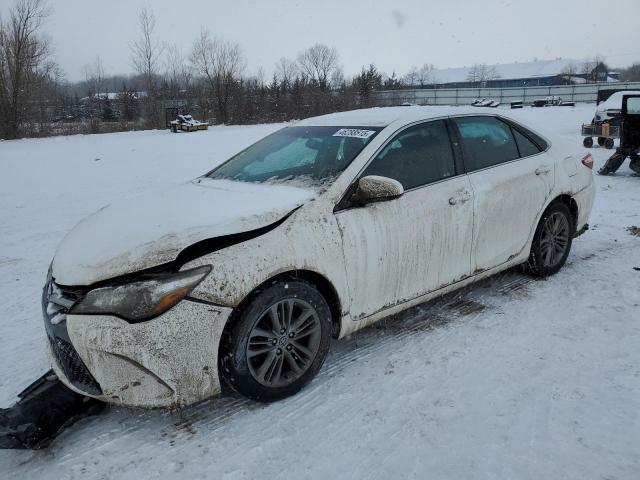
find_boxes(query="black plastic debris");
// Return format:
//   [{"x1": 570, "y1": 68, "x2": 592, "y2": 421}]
[{"x1": 0, "y1": 370, "x2": 105, "y2": 449}]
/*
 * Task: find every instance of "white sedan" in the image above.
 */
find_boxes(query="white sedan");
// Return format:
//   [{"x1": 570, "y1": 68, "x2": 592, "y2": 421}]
[{"x1": 43, "y1": 106, "x2": 595, "y2": 407}]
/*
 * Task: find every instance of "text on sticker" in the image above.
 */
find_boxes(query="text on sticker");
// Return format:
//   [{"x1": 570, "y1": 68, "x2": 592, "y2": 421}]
[{"x1": 333, "y1": 129, "x2": 376, "y2": 139}]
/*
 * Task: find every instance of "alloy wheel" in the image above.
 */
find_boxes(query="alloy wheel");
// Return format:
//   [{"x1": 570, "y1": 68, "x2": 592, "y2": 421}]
[
  {"x1": 246, "y1": 298, "x2": 322, "y2": 388},
  {"x1": 540, "y1": 212, "x2": 570, "y2": 268}
]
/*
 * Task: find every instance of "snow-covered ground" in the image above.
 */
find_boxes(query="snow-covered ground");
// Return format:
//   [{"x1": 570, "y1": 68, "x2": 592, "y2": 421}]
[{"x1": 1, "y1": 106, "x2": 639, "y2": 479}]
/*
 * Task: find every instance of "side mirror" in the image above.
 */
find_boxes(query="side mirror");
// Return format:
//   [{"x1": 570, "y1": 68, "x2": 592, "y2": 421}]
[{"x1": 351, "y1": 175, "x2": 404, "y2": 206}]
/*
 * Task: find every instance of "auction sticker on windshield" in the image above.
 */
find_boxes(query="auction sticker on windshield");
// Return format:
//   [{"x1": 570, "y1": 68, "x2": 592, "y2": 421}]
[{"x1": 333, "y1": 128, "x2": 377, "y2": 139}]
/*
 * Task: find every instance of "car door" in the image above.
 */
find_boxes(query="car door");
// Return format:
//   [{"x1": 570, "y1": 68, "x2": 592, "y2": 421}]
[
  {"x1": 334, "y1": 119, "x2": 474, "y2": 320},
  {"x1": 453, "y1": 115, "x2": 554, "y2": 273}
]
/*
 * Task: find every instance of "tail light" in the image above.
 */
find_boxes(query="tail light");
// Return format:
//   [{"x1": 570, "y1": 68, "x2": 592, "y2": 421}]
[{"x1": 581, "y1": 154, "x2": 594, "y2": 169}]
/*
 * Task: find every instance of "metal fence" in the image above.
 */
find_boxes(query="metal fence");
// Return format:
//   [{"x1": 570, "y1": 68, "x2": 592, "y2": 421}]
[{"x1": 371, "y1": 81, "x2": 640, "y2": 107}]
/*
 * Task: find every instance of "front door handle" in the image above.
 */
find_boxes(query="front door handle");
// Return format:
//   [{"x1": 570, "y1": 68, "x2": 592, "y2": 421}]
[
  {"x1": 535, "y1": 165, "x2": 551, "y2": 175},
  {"x1": 449, "y1": 190, "x2": 472, "y2": 205}
]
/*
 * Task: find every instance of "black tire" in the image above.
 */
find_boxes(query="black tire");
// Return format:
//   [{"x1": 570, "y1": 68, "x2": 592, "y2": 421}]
[
  {"x1": 583, "y1": 137, "x2": 593, "y2": 148},
  {"x1": 219, "y1": 280, "x2": 332, "y2": 402},
  {"x1": 526, "y1": 201, "x2": 574, "y2": 277},
  {"x1": 604, "y1": 138, "x2": 615, "y2": 149},
  {"x1": 597, "y1": 137, "x2": 606, "y2": 146}
]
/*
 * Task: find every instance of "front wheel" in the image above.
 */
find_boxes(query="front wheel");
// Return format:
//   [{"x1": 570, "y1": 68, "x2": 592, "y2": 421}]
[
  {"x1": 583, "y1": 137, "x2": 593, "y2": 148},
  {"x1": 526, "y1": 202, "x2": 574, "y2": 277},
  {"x1": 220, "y1": 280, "x2": 332, "y2": 402}
]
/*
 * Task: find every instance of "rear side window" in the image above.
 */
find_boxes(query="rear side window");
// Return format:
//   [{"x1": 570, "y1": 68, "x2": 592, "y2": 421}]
[
  {"x1": 456, "y1": 116, "x2": 519, "y2": 171},
  {"x1": 361, "y1": 120, "x2": 455, "y2": 190},
  {"x1": 513, "y1": 128, "x2": 542, "y2": 157}
]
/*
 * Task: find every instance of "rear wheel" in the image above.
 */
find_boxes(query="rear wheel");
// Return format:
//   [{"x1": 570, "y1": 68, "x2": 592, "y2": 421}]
[
  {"x1": 220, "y1": 280, "x2": 332, "y2": 402},
  {"x1": 604, "y1": 138, "x2": 615, "y2": 149},
  {"x1": 526, "y1": 202, "x2": 574, "y2": 277},
  {"x1": 597, "y1": 136, "x2": 606, "y2": 146}
]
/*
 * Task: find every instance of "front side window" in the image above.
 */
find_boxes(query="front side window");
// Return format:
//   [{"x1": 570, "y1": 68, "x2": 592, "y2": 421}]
[
  {"x1": 456, "y1": 116, "x2": 519, "y2": 171},
  {"x1": 207, "y1": 126, "x2": 382, "y2": 186},
  {"x1": 360, "y1": 120, "x2": 455, "y2": 190}
]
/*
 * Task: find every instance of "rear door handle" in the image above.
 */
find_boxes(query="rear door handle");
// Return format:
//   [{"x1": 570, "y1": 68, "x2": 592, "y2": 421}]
[
  {"x1": 535, "y1": 165, "x2": 551, "y2": 175},
  {"x1": 449, "y1": 190, "x2": 472, "y2": 205}
]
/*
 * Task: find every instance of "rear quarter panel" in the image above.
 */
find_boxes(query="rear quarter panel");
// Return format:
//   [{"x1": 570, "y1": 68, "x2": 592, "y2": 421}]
[{"x1": 547, "y1": 136, "x2": 595, "y2": 231}]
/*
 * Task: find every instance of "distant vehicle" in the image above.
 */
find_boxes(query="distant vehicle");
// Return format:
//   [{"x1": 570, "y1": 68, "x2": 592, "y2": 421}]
[
  {"x1": 533, "y1": 96, "x2": 562, "y2": 107},
  {"x1": 42, "y1": 107, "x2": 595, "y2": 408},
  {"x1": 471, "y1": 98, "x2": 499, "y2": 108},
  {"x1": 593, "y1": 90, "x2": 640, "y2": 125},
  {"x1": 533, "y1": 96, "x2": 574, "y2": 108},
  {"x1": 169, "y1": 114, "x2": 209, "y2": 132}
]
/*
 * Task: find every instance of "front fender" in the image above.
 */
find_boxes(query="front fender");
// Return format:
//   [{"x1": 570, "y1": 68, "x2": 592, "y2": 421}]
[{"x1": 183, "y1": 203, "x2": 348, "y2": 314}]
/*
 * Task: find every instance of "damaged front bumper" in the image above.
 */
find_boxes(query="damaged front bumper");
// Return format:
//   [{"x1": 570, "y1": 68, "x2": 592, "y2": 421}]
[
  {"x1": 0, "y1": 371, "x2": 105, "y2": 449},
  {"x1": 47, "y1": 299, "x2": 232, "y2": 408}
]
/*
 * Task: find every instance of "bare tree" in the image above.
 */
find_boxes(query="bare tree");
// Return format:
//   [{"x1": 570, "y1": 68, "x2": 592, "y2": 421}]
[
  {"x1": 130, "y1": 8, "x2": 164, "y2": 94},
  {"x1": 81, "y1": 55, "x2": 108, "y2": 123},
  {"x1": 82, "y1": 55, "x2": 106, "y2": 96},
  {"x1": 297, "y1": 43, "x2": 340, "y2": 90},
  {"x1": 580, "y1": 59, "x2": 597, "y2": 81},
  {"x1": 467, "y1": 63, "x2": 500, "y2": 84},
  {"x1": 274, "y1": 57, "x2": 298, "y2": 90},
  {"x1": 416, "y1": 63, "x2": 434, "y2": 87},
  {"x1": 620, "y1": 63, "x2": 640, "y2": 82},
  {"x1": 254, "y1": 65, "x2": 266, "y2": 88},
  {"x1": 164, "y1": 45, "x2": 191, "y2": 94},
  {"x1": 190, "y1": 29, "x2": 245, "y2": 123},
  {"x1": 581, "y1": 56, "x2": 608, "y2": 83},
  {"x1": 403, "y1": 66, "x2": 419, "y2": 86},
  {"x1": 560, "y1": 62, "x2": 579, "y2": 84},
  {"x1": 0, "y1": 0, "x2": 56, "y2": 138}
]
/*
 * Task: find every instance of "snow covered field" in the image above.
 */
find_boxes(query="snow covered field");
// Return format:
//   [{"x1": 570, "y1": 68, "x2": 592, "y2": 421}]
[{"x1": 1, "y1": 105, "x2": 639, "y2": 479}]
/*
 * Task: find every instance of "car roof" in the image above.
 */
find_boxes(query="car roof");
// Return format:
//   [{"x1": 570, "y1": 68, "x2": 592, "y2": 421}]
[
  {"x1": 294, "y1": 105, "x2": 500, "y2": 128},
  {"x1": 599, "y1": 91, "x2": 640, "y2": 108}
]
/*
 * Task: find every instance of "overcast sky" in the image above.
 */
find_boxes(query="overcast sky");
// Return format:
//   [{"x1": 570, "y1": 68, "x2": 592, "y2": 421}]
[{"x1": 3, "y1": 0, "x2": 639, "y2": 81}]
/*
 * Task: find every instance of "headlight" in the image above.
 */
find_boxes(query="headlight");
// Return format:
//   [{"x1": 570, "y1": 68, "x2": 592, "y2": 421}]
[{"x1": 71, "y1": 265, "x2": 211, "y2": 322}]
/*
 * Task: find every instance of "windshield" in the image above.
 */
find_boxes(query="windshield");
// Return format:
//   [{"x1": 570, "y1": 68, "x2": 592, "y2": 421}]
[{"x1": 207, "y1": 126, "x2": 382, "y2": 186}]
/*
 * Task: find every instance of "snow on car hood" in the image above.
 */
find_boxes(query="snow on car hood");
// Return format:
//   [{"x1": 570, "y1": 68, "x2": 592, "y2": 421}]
[{"x1": 52, "y1": 179, "x2": 314, "y2": 286}]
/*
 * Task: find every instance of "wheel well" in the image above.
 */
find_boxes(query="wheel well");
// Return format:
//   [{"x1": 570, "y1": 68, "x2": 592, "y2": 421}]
[
  {"x1": 270, "y1": 270, "x2": 342, "y2": 338},
  {"x1": 223, "y1": 270, "x2": 342, "y2": 341},
  {"x1": 553, "y1": 194, "x2": 578, "y2": 231}
]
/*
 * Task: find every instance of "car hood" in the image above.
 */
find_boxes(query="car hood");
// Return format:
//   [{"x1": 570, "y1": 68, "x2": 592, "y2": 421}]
[{"x1": 52, "y1": 178, "x2": 315, "y2": 286}]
